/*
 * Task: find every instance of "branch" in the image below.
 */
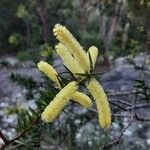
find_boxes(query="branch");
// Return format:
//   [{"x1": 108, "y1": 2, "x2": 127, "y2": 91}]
[
  {"x1": 109, "y1": 101, "x2": 127, "y2": 111},
  {"x1": 99, "y1": 116, "x2": 134, "y2": 149},
  {"x1": 108, "y1": 90, "x2": 136, "y2": 96},
  {"x1": 0, "y1": 131, "x2": 9, "y2": 144},
  {"x1": 126, "y1": 103, "x2": 150, "y2": 110},
  {"x1": 0, "y1": 117, "x2": 39, "y2": 150},
  {"x1": 112, "y1": 114, "x2": 131, "y2": 118},
  {"x1": 135, "y1": 113, "x2": 150, "y2": 122},
  {"x1": 110, "y1": 99, "x2": 132, "y2": 107},
  {"x1": 92, "y1": 71, "x2": 107, "y2": 76}
]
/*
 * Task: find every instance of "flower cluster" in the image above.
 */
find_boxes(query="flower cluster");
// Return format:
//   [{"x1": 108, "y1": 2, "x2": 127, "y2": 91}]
[
  {"x1": 37, "y1": 24, "x2": 111, "y2": 128},
  {"x1": 38, "y1": 60, "x2": 92, "y2": 110}
]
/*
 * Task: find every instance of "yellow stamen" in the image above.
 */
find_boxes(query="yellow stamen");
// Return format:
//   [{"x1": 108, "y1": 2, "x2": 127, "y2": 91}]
[
  {"x1": 86, "y1": 78, "x2": 111, "y2": 128},
  {"x1": 37, "y1": 61, "x2": 61, "y2": 89},
  {"x1": 72, "y1": 91, "x2": 93, "y2": 108},
  {"x1": 55, "y1": 43, "x2": 85, "y2": 77},
  {"x1": 53, "y1": 24, "x2": 90, "y2": 73},
  {"x1": 41, "y1": 81, "x2": 78, "y2": 122}
]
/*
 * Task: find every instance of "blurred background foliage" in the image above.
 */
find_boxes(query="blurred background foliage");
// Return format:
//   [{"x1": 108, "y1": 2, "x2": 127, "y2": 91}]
[{"x1": 0, "y1": 0, "x2": 149, "y2": 60}]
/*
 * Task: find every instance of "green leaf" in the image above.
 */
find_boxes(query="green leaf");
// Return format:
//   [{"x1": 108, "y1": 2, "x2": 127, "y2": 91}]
[{"x1": 88, "y1": 52, "x2": 93, "y2": 72}]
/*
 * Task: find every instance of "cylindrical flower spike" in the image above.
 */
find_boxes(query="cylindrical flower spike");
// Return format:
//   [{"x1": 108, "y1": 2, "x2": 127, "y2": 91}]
[
  {"x1": 87, "y1": 46, "x2": 98, "y2": 70},
  {"x1": 37, "y1": 61, "x2": 61, "y2": 89},
  {"x1": 55, "y1": 43, "x2": 85, "y2": 77},
  {"x1": 53, "y1": 24, "x2": 90, "y2": 73},
  {"x1": 86, "y1": 78, "x2": 111, "y2": 128},
  {"x1": 37, "y1": 60, "x2": 92, "y2": 109},
  {"x1": 41, "y1": 81, "x2": 78, "y2": 122},
  {"x1": 72, "y1": 91, "x2": 93, "y2": 108}
]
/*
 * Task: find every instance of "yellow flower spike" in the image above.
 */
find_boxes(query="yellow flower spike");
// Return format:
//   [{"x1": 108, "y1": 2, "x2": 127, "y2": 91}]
[
  {"x1": 41, "y1": 81, "x2": 78, "y2": 122},
  {"x1": 37, "y1": 60, "x2": 92, "y2": 109},
  {"x1": 53, "y1": 24, "x2": 90, "y2": 73},
  {"x1": 86, "y1": 78, "x2": 111, "y2": 128},
  {"x1": 72, "y1": 91, "x2": 93, "y2": 108},
  {"x1": 55, "y1": 43, "x2": 85, "y2": 76},
  {"x1": 37, "y1": 61, "x2": 61, "y2": 89},
  {"x1": 87, "y1": 46, "x2": 98, "y2": 69}
]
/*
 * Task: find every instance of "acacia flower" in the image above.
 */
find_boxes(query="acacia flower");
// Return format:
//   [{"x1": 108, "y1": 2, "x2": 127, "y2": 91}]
[
  {"x1": 53, "y1": 24, "x2": 90, "y2": 73},
  {"x1": 41, "y1": 81, "x2": 78, "y2": 122},
  {"x1": 37, "y1": 61, "x2": 61, "y2": 89},
  {"x1": 37, "y1": 60, "x2": 92, "y2": 109},
  {"x1": 55, "y1": 43, "x2": 85, "y2": 77},
  {"x1": 87, "y1": 46, "x2": 98, "y2": 70},
  {"x1": 38, "y1": 24, "x2": 112, "y2": 128},
  {"x1": 86, "y1": 78, "x2": 111, "y2": 128},
  {"x1": 72, "y1": 91, "x2": 92, "y2": 108}
]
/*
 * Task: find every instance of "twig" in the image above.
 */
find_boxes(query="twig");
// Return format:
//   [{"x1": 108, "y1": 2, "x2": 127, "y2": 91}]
[
  {"x1": 99, "y1": 116, "x2": 134, "y2": 150},
  {"x1": 135, "y1": 113, "x2": 150, "y2": 122},
  {"x1": 0, "y1": 117, "x2": 39, "y2": 150},
  {"x1": 92, "y1": 71, "x2": 107, "y2": 76},
  {"x1": 58, "y1": 71, "x2": 70, "y2": 75},
  {"x1": 110, "y1": 99, "x2": 132, "y2": 107},
  {"x1": 108, "y1": 90, "x2": 136, "y2": 96},
  {"x1": 112, "y1": 114, "x2": 131, "y2": 118},
  {"x1": 88, "y1": 108, "x2": 131, "y2": 118},
  {"x1": 109, "y1": 101, "x2": 127, "y2": 111},
  {"x1": 62, "y1": 110, "x2": 72, "y2": 119},
  {"x1": 126, "y1": 103, "x2": 150, "y2": 110},
  {"x1": 0, "y1": 131, "x2": 9, "y2": 144}
]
